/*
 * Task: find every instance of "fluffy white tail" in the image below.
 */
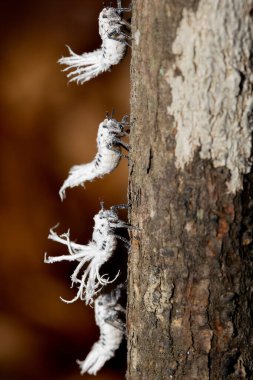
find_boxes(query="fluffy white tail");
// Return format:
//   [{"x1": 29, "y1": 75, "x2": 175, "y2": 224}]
[
  {"x1": 58, "y1": 46, "x2": 110, "y2": 84},
  {"x1": 44, "y1": 227, "x2": 119, "y2": 305},
  {"x1": 59, "y1": 162, "x2": 97, "y2": 200},
  {"x1": 77, "y1": 287, "x2": 124, "y2": 375},
  {"x1": 78, "y1": 342, "x2": 114, "y2": 376}
]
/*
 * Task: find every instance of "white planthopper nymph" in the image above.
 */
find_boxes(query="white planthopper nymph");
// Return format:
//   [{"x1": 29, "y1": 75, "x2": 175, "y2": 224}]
[
  {"x1": 59, "y1": 114, "x2": 130, "y2": 201},
  {"x1": 58, "y1": 1, "x2": 131, "y2": 84},
  {"x1": 78, "y1": 284, "x2": 125, "y2": 375},
  {"x1": 44, "y1": 203, "x2": 130, "y2": 305}
]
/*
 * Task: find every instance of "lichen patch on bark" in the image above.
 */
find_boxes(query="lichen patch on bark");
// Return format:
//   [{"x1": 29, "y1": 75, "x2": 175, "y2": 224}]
[{"x1": 166, "y1": 0, "x2": 253, "y2": 193}]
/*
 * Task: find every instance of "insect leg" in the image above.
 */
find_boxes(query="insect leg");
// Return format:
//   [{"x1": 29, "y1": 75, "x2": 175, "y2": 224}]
[
  {"x1": 117, "y1": 2, "x2": 132, "y2": 14},
  {"x1": 113, "y1": 233, "x2": 130, "y2": 249},
  {"x1": 119, "y1": 131, "x2": 129, "y2": 137},
  {"x1": 119, "y1": 117, "x2": 130, "y2": 134},
  {"x1": 112, "y1": 137, "x2": 130, "y2": 151},
  {"x1": 105, "y1": 315, "x2": 126, "y2": 332},
  {"x1": 115, "y1": 29, "x2": 132, "y2": 41},
  {"x1": 120, "y1": 19, "x2": 131, "y2": 30},
  {"x1": 112, "y1": 222, "x2": 141, "y2": 231},
  {"x1": 108, "y1": 30, "x2": 132, "y2": 48},
  {"x1": 108, "y1": 128, "x2": 128, "y2": 137},
  {"x1": 106, "y1": 144, "x2": 129, "y2": 159},
  {"x1": 121, "y1": 115, "x2": 130, "y2": 125},
  {"x1": 111, "y1": 204, "x2": 129, "y2": 211}
]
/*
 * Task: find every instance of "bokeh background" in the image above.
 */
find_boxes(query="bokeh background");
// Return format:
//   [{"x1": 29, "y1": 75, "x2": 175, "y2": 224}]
[{"x1": 0, "y1": 1, "x2": 130, "y2": 379}]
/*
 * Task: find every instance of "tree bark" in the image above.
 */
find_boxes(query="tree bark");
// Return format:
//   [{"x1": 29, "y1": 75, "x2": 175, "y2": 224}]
[{"x1": 127, "y1": 1, "x2": 253, "y2": 379}]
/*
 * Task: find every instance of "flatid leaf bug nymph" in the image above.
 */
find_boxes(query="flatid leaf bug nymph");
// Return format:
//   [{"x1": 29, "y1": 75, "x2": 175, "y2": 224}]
[
  {"x1": 44, "y1": 204, "x2": 131, "y2": 305},
  {"x1": 58, "y1": 2, "x2": 131, "y2": 84},
  {"x1": 77, "y1": 284, "x2": 125, "y2": 375},
  {"x1": 59, "y1": 114, "x2": 130, "y2": 200}
]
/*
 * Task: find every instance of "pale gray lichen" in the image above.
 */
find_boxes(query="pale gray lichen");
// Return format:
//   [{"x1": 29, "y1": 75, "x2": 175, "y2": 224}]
[{"x1": 166, "y1": 0, "x2": 253, "y2": 193}]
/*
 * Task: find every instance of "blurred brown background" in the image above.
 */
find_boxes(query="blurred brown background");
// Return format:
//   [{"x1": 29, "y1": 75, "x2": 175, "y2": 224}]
[{"x1": 0, "y1": 1, "x2": 130, "y2": 379}]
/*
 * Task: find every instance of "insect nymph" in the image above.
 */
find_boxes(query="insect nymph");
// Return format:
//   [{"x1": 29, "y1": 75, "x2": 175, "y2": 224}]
[
  {"x1": 59, "y1": 115, "x2": 129, "y2": 200},
  {"x1": 58, "y1": 1, "x2": 131, "y2": 84},
  {"x1": 78, "y1": 284, "x2": 125, "y2": 375},
  {"x1": 44, "y1": 204, "x2": 130, "y2": 305}
]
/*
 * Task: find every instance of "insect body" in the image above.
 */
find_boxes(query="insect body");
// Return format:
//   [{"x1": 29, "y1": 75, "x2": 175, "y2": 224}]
[
  {"x1": 58, "y1": 3, "x2": 131, "y2": 84},
  {"x1": 59, "y1": 115, "x2": 129, "y2": 200},
  {"x1": 77, "y1": 284, "x2": 125, "y2": 375},
  {"x1": 44, "y1": 204, "x2": 130, "y2": 305}
]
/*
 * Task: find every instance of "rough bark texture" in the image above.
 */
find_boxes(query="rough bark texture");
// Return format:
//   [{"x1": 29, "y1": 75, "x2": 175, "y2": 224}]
[{"x1": 127, "y1": 1, "x2": 253, "y2": 379}]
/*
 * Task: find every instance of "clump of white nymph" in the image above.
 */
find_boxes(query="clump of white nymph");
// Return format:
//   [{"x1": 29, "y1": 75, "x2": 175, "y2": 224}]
[
  {"x1": 44, "y1": 204, "x2": 130, "y2": 305},
  {"x1": 58, "y1": 1, "x2": 131, "y2": 84},
  {"x1": 78, "y1": 284, "x2": 125, "y2": 375},
  {"x1": 59, "y1": 114, "x2": 130, "y2": 201}
]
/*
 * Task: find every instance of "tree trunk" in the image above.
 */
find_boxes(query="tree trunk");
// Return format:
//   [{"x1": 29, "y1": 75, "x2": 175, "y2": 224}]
[{"x1": 127, "y1": 1, "x2": 253, "y2": 379}]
